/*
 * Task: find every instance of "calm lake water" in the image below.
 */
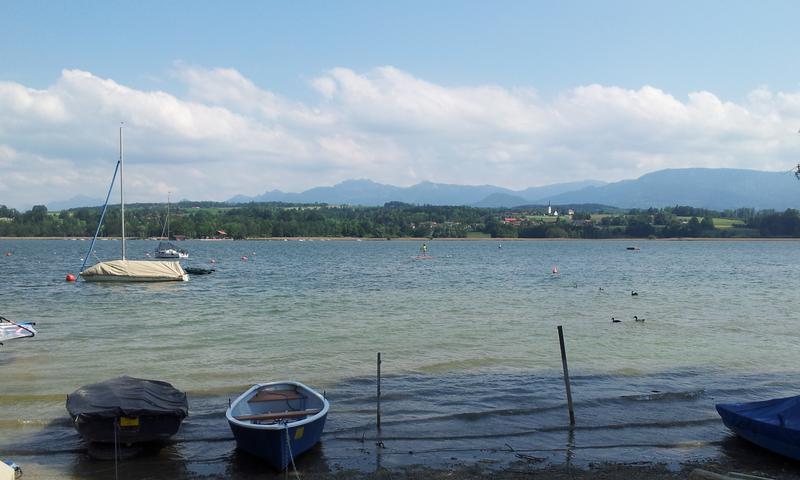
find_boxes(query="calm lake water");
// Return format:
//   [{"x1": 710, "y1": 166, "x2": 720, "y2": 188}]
[{"x1": 1, "y1": 238, "x2": 800, "y2": 478}]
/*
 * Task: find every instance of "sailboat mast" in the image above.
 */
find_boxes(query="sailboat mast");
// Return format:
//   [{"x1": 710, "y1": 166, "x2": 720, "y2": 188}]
[
  {"x1": 166, "y1": 191, "x2": 170, "y2": 240},
  {"x1": 120, "y1": 124, "x2": 126, "y2": 260}
]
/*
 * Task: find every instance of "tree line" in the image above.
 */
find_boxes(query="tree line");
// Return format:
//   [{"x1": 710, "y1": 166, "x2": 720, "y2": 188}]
[{"x1": 0, "y1": 202, "x2": 799, "y2": 239}]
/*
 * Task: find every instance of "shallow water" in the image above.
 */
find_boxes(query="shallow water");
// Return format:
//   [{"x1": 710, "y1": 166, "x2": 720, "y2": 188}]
[{"x1": 1, "y1": 239, "x2": 800, "y2": 478}]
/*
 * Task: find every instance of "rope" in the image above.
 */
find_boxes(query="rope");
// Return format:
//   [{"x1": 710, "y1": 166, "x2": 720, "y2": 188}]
[
  {"x1": 283, "y1": 422, "x2": 300, "y2": 480},
  {"x1": 80, "y1": 159, "x2": 120, "y2": 274},
  {"x1": 113, "y1": 420, "x2": 119, "y2": 480}
]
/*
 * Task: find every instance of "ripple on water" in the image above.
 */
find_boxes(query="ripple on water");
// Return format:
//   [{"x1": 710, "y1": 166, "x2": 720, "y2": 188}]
[{"x1": 2, "y1": 239, "x2": 800, "y2": 474}]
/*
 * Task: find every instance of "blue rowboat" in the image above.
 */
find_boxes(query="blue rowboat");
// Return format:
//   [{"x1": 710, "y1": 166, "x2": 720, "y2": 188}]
[
  {"x1": 226, "y1": 381, "x2": 329, "y2": 470},
  {"x1": 716, "y1": 395, "x2": 800, "y2": 460}
]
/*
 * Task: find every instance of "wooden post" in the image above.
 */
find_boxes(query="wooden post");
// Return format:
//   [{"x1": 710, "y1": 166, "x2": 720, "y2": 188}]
[
  {"x1": 377, "y1": 352, "x2": 382, "y2": 430},
  {"x1": 557, "y1": 326, "x2": 575, "y2": 425}
]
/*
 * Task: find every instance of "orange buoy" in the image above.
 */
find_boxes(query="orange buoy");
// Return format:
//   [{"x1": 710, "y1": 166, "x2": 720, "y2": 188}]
[{"x1": 66, "y1": 273, "x2": 76, "y2": 282}]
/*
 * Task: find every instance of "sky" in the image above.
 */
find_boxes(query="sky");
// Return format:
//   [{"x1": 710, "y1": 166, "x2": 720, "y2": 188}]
[{"x1": 2, "y1": 1, "x2": 800, "y2": 209}]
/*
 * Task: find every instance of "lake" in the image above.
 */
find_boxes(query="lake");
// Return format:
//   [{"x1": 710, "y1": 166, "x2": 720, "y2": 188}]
[{"x1": 1, "y1": 238, "x2": 799, "y2": 478}]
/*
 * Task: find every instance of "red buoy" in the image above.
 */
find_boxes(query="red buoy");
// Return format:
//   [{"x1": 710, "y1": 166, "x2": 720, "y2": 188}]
[{"x1": 66, "y1": 273, "x2": 76, "y2": 282}]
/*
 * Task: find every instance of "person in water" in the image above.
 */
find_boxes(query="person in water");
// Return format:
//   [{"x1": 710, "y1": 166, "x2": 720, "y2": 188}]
[{"x1": 421, "y1": 243, "x2": 428, "y2": 255}]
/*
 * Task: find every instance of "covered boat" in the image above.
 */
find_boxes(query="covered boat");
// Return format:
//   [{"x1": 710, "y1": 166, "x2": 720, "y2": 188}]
[
  {"x1": 66, "y1": 376, "x2": 188, "y2": 444},
  {"x1": 184, "y1": 267, "x2": 215, "y2": 275},
  {"x1": 716, "y1": 395, "x2": 800, "y2": 460},
  {"x1": 0, "y1": 460, "x2": 21, "y2": 480},
  {"x1": 0, "y1": 315, "x2": 36, "y2": 345},
  {"x1": 226, "y1": 381, "x2": 329, "y2": 470},
  {"x1": 79, "y1": 126, "x2": 188, "y2": 283},
  {"x1": 80, "y1": 259, "x2": 187, "y2": 282}
]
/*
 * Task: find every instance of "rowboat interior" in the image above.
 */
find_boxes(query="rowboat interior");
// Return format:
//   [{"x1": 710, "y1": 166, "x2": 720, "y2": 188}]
[{"x1": 232, "y1": 384, "x2": 323, "y2": 425}]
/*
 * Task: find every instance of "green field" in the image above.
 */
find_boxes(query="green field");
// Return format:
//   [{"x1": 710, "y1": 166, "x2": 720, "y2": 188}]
[
  {"x1": 675, "y1": 216, "x2": 745, "y2": 229},
  {"x1": 525, "y1": 215, "x2": 564, "y2": 223}
]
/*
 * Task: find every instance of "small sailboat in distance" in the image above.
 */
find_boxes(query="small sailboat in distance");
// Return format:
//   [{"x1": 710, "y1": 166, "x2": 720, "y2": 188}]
[
  {"x1": 80, "y1": 126, "x2": 188, "y2": 282},
  {"x1": 155, "y1": 192, "x2": 188, "y2": 259}
]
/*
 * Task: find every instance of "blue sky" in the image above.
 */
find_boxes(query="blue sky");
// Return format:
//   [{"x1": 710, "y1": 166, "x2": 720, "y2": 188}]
[{"x1": 1, "y1": 1, "x2": 800, "y2": 208}]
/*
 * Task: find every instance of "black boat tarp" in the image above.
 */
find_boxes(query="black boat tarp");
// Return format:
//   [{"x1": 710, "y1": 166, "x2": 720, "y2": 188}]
[
  {"x1": 67, "y1": 376, "x2": 188, "y2": 419},
  {"x1": 66, "y1": 376, "x2": 188, "y2": 444}
]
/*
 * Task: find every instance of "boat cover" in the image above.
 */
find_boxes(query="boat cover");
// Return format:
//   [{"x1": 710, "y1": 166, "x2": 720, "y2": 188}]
[
  {"x1": 66, "y1": 376, "x2": 188, "y2": 420},
  {"x1": 185, "y1": 267, "x2": 215, "y2": 275},
  {"x1": 80, "y1": 259, "x2": 186, "y2": 281},
  {"x1": 717, "y1": 395, "x2": 800, "y2": 431}
]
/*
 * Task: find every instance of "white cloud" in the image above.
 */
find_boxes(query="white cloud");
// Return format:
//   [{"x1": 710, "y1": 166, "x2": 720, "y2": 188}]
[{"x1": 1, "y1": 65, "x2": 800, "y2": 209}]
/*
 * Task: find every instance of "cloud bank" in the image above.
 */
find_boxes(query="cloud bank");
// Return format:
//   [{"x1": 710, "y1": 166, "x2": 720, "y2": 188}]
[{"x1": 1, "y1": 65, "x2": 799, "y2": 209}]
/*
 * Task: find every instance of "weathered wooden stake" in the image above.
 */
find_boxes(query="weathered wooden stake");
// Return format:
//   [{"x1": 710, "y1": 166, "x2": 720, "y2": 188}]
[
  {"x1": 557, "y1": 325, "x2": 575, "y2": 425},
  {"x1": 377, "y1": 352, "x2": 382, "y2": 430}
]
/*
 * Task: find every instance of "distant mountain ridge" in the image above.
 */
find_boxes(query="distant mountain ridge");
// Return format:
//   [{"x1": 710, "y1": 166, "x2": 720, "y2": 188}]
[
  {"x1": 546, "y1": 168, "x2": 799, "y2": 211},
  {"x1": 228, "y1": 168, "x2": 800, "y2": 210},
  {"x1": 42, "y1": 168, "x2": 800, "y2": 212},
  {"x1": 229, "y1": 179, "x2": 606, "y2": 207},
  {"x1": 46, "y1": 195, "x2": 105, "y2": 211}
]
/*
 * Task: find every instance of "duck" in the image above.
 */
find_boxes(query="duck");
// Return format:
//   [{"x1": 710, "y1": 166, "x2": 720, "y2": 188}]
[
  {"x1": 631, "y1": 290, "x2": 639, "y2": 296},
  {"x1": 633, "y1": 315, "x2": 645, "y2": 322},
  {"x1": 612, "y1": 317, "x2": 621, "y2": 323}
]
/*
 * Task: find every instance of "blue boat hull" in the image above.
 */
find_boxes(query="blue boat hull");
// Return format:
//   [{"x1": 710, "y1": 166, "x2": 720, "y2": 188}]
[
  {"x1": 717, "y1": 395, "x2": 800, "y2": 461},
  {"x1": 228, "y1": 413, "x2": 327, "y2": 470}
]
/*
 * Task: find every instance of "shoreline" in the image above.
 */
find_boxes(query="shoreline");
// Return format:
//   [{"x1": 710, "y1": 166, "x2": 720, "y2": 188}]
[
  {"x1": 272, "y1": 461, "x2": 800, "y2": 480},
  {"x1": 1, "y1": 236, "x2": 800, "y2": 241}
]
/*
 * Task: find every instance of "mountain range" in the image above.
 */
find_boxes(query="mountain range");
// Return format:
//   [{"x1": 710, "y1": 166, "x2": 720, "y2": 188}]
[
  {"x1": 228, "y1": 179, "x2": 605, "y2": 208},
  {"x1": 228, "y1": 168, "x2": 800, "y2": 211},
  {"x1": 41, "y1": 168, "x2": 800, "y2": 211}
]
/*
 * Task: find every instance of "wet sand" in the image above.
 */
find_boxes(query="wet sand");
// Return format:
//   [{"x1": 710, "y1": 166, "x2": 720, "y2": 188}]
[{"x1": 287, "y1": 462, "x2": 795, "y2": 480}]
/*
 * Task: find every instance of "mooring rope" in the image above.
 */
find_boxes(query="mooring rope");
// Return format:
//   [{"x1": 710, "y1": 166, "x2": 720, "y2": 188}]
[
  {"x1": 283, "y1": 423, "x2": 300, "y2": 480},
  {"x1": 113, "y1": 420, "x2": 119, "y2": 480}
]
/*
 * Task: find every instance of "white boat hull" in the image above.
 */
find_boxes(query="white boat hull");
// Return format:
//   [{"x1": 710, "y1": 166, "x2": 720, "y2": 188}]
[{"x1": 155, "y1": 252, "x2": 189, "y2": 259}]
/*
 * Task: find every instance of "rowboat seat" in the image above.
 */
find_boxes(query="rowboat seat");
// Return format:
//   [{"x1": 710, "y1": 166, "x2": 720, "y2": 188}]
[
  {"x1": 234, "y1": 408, "x2": 321, "y2": 422},
  {"x1": 248, "y1": 389, "x2": 306, "y2": 402}
]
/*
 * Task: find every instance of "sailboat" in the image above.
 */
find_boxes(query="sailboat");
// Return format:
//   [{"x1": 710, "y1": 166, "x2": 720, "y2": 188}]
[
  {"x1": 155, "y1": 193, "x2": 188, "y2": 259},
  {"x1": 79, "y1": 126, "x2": 188, "y2": 282}
]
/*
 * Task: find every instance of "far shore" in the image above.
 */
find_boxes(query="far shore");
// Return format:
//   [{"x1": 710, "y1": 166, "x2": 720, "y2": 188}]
[{"x1": 2, "y1": 236, "x2": 800, "y2": 242}]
